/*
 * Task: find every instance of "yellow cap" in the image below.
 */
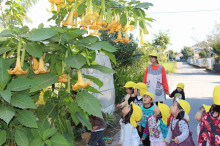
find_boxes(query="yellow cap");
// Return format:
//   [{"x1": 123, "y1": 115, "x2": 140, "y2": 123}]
[
  {"x1": 176, "y1": 98, "x2": 191, "y2": 114},
  {"x1": 177, "y1": 83, "x2": 184, "y2": 89},
  {"x1": 142, "y1": 91, "x2": 154, "y2": 100},
  {"x1": 130, "y1": 103, "x2": 142, "y2": 128},
  {"x1": 158, "y1": 102, "x2": 170, "y2": 125},
  {"x1": 134, "y1": 82, "x2": 147, "y2": 96},
  {"x1": 213, "y1": 85, "x2": 220, "y2": 105},
  {"x1": 203, "y1": 104, "x2": 211, "y2": 113},
  {"x1": 149, "y1": 52, "x2": 158, "y2": 58},
  {"x1": 124, "y1": 81, "x2": 136, "y2": 88}
]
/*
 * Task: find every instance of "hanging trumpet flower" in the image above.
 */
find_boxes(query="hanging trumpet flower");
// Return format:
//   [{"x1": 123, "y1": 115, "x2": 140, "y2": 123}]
[
  {"x1": 46, "y1": 3, "x2": 55, "y2": 13},
  {"x1": 49, "y1": 0, "x2": 64, "y2": 5},
  {"x1": 36, "y1": 89, "x2": 45, "y2": 105},
  {"x1": 72, "y1": 70, "x2": 91, "y2": 91},
  {"x1": 114, "y1": 30, "x2": 123, "y2": 42},
  {"x1": 121, "y1": 31, "x2": 132, "y2": 43},
  {"x1": 140, "y1": 29, "x2": 144, "y2": 45},
  {"x1": 62, "y1": 8, "x2": 77, "y2": 27},
  {"x1": 33, "y1": 56, "x2": 50, "y2": 74},
  {"x1": 31, "y1": 57, "x2": 39, "y2": 70},
  {"x1": 7, "y1": 40, "x2": 28, "y2": 75},
  {"x1": 58, "y1": 74, "x2": 71, "y2": 83}
]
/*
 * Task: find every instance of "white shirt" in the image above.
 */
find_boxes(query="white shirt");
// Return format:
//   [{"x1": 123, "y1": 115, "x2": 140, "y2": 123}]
[{"x1": 122, "y1": 123, "x2": 140, "y2": 146}]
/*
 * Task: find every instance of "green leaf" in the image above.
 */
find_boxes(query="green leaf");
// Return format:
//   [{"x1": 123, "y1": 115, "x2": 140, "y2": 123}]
[
  {"x1": 76, "y1": 91, "x2": 102, "y2": 118},
  {"x1": 0, "y1": 58, "x2": 11, "y2": 89},
  {"x1": 0, "y1": 130, "x2": 6, "y2": 145},
  {"x1": 100, "y1": 50, "x2": 117, "y2": 65},
  {"x1": 75, "y1": 112, "x2": 92, "y2": 130},
  {"x1": 28, "y1": 28, "x2": 58, "y2": 41},
  {"x1": 43, "y1": 43, "x2": 66, "y2": 52},
  {"x1": 9, "y1": 77, "x2": 32, "y2": 91},
  {"x1": 84, "y1": 41, "x2": 117, "y2": 52},
  {"x1": 0, "y1": 30, "x2": 13, "y2": 37},
  {"x1": 67, "y1": 102, "x2": 84, "y2": 125},
  {"x1": 11, "y1": 94, "x2": 36, "y2": 109},
  {"x1": 85, "y1": 86, "x2": 102, "y2": 94},
  {"x1": 45, "y1": 140, "x2": 52, "y2": 146},
  {"x1": 15, "y1": 129, "x2": 29, "y2": 146},
  {"x1": 17, "y1": 110, "x2": 38, "y2": 128},
  {"x1": 80, "y1": 36, "x2": 99, "y2": 44},
  {"x1": 0, "y1": 47, "x2": 13, "y2": 55},
  {"x1": 50, "y1": 133, "x2": 70, "y2": 146},
  {"x1": 0, "y1": 89, "x2": 11, "y2": 103},
  {"x1": 78, "y1": 3, "x2": 87, "y2": 15},
  {"x1": 106, "y1": 8, "x2": 112, "y2": 23},
  {"x1": 30, "y1": 138, "x2": 44, "y2": 146},
  {"x1": 83, "y1": 75, "x2": 103, "y2": 88},
  {"x1": 65, "y1": 29, "x2": 87, "y2": 40},
  {"x1": 0, "y1": 105, "x2": 15, "y2": 124},
  {"x1": 134, "y1": 2, "x2": 153, "y2": 9},
  {"x1": 30, "y1": 73, "x2": 58, "y2": 93},
  {"x1": 45, "y1": 101, "x2": 58, "y2": 119},
  {"x1": 86, "y1": 65, "x2": 115, "y2": 74},
  {"x1": 25, "y1": 42, "x2": 44, "y2": 58},
  {"x1": 120, "y1": 14, "x2": 127, "y2": 28},
  {"x1": 64, "y1": 54, "x2": 86, "y2": 69},
  {"x1": 43, "y1": 128, "x2": 57, "y2": 140}
]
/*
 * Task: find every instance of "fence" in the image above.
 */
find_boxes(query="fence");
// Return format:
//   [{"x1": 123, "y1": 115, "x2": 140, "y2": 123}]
[{"x1": 187, "y1": 58, "x2": 215, "y2": 69}]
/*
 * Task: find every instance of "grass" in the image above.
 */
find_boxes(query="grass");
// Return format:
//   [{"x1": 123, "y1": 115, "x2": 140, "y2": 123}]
[{"x1": 162, "y1": 61, "x2": 177, "y2": 73}]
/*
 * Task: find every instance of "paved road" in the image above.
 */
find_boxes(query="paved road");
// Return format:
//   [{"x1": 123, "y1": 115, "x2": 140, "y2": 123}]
[{"x1": 110, "y1": 62, "x2": 220, "y2": 146}]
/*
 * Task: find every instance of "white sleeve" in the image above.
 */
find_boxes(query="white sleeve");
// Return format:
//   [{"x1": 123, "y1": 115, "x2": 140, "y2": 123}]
[
  {"x1": 122, "y1": 124, "x2": 132, "y2": 146},
  {"x1": 165, "y1": 124, "x2": 172, "y2": 143},
  {"x1": 177, "y1": 120, "x2": 189, "y2": 143}
]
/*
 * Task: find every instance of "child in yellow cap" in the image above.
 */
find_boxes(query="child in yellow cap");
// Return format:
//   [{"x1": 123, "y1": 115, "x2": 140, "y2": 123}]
[
  {"x1": 169, "y1": 83, "x2": 185, "y2": 102},
  {"x1": 117, "y1": 81, "x2": 136, "y2": 108},
  {"x1": 199, "y1": 85, "x2": 220, "y2": 146},
  {"x1": 121, "y1": 102, "x2": 142, "y2": 146},
  {"x1": 195, "y1": 104, "x2": 211, "y2": 145},
  {"x1": 138, "y1": 91, "x2": 155, "y2": 146},
  {"x1": 165, "y1": 98, "x2": 195, "y2": 146},
  {"x1": 142, "y1": 102, "x2": 170, "y2": 146}
]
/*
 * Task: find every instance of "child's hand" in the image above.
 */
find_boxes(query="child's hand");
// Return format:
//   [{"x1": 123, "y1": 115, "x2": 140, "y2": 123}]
[
  {"x1": 131, "y1": 94, "x2": 136, "y2": 98},
  {"x1": 141, "y1": 138, "x2": 145, "y2": 140},
  {"x1": 92, "y1": 126, "x2": 98, "y2": 130},
  {"x1": 164, "y1": 140, "x2": 169, "y2": 145},
  {"x1": 138, "y1": 126, "x2": 142, "y2": 132},
  {"x1": 174, "y1": 137, "x2": 179, "y2": 144},
  {"x1": 116, "y1": 104, "x2": 121, "y2": 108}
]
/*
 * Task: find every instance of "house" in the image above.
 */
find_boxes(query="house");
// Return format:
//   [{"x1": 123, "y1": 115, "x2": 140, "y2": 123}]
[{"x1": 175, "y1": 53, "x2": 183, "y2": 60}]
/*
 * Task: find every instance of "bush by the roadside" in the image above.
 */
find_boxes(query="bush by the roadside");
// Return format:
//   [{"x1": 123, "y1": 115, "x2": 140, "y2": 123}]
[{"x1": 162, "y1": 62, "x2": 177, "y2": 73}]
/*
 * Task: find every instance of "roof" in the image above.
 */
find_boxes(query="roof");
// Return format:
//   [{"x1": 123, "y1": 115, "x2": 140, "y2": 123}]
[{"x1": 176, "y1": 53, "x2": 183, "y2": 57}]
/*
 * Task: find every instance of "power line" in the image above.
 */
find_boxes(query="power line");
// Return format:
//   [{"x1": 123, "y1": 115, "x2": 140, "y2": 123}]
[{"x1": 148, "y1": 9, "x2": 220, "y2": 14}]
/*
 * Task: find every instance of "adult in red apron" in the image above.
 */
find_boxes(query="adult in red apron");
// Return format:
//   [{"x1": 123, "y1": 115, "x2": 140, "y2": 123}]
[{"x1": 143, "y1": 52, "x2": 169, "y2": 105}]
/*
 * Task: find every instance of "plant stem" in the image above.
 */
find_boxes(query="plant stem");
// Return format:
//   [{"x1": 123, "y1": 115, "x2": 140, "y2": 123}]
[
  {"x1": 67, "y1": 74, "x2": 70, "y2": 93},
  {"x1": 20, "y1": 44, "x2": 26, "y2": 67}
]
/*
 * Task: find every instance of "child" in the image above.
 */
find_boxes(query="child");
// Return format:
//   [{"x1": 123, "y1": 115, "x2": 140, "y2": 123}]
[
  {"x1": 142, "y1": 102, "x2": 170, "y2": 146},
  {"x1": 139, "y1": 91, "x2": 155, "y2": 146},
  {"x1": 195, "y1": 104, "x2": 211, "y2": 145},
  {"x1": 169, "y1": 83, "x2": 185, "y2": 101},
  {"x1": 199, "y1": 85, "x2": 220, "y2": 146},
  {"x1": 117, "y1": 81, "x2": 136, "y2": 108},
  {"x1": 89, "y1": 112, "x2": 106, "y2": 146},
  {"x1": 165, "y1": 98, "x2": 195, "y2": 146},
  {"x1": 128, "y1": 82, "x2": 147, "y2": 107},
  {"x1": 117, "y1": 81, "x2": 136, "y2": 145},
  {"x1": 122, "y1": 102, "x2": 142, "y2": 146}
]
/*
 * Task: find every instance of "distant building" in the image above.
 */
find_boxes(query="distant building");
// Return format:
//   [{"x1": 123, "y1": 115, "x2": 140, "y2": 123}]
[{"x1": 175, "y1": 53, "x2": 183, "y2": 60}]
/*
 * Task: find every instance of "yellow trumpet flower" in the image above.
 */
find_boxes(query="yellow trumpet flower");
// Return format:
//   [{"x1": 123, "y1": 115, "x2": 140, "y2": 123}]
[
  {"x1": 90, "y1": 30, "x2": 101, "y2": 36},
  {"x1": 7, "y1": 57, "x2": 28, "y2": 75},
  {"x1": 72, "y1": 70, "x2": 91, "y2": 91},
  {"x1": 122, "y1": 31, "x2": 132, "y2": 43},
  {"x1": 33, "y1": 57, "x2": 50, "y2": 74},
  {"x1": 56, "y1": 3, "x2": 66, "y2": 12},
  {"x1": 140, "y1": 30, "x2": 144, "y2": 45},
  {"x1": 46, "y1": 3, "x2": 55, "y2": 13},
  {"x1": 83, "y1": 11, "x2": 99, "y2": 23},
  {"x1": 31, "y1": 57, "x2": 39, "y2": 70},
  {"x1": 67, "y1": 0, "x2": 75, "y2": 2},
  {"x1": 58, "y1": 74, "x2": 71, "y2": 83},
  {"x1": 62, "y1": 8, "x2": 77, "y2": 27},
  {"x1": 89, "y1": 22, "x2": 102, "y2": 30},
  {"x1": 36, "y1": 89, "x2": 45, "y2": 105},
  {"x1": 114, "y1": 30, "x2": 123, "y2": 42}
]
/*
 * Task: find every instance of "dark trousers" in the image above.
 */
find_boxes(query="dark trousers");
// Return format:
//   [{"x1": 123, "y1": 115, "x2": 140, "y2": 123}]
[
  {"x1": 137, "y1": 126, "x2": 150, "y2": 146},
  {"x1": 89, "y1": 130, "x2": 106, "y2": 146}
]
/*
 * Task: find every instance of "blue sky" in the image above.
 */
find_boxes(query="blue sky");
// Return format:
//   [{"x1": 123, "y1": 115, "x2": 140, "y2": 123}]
[{"x1": 26, "y1": 0, "x2": 220, "y2": 52}]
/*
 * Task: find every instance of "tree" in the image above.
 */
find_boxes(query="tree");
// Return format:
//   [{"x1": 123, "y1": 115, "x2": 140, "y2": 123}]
[
  {"x1": 168, "y1": 50, "x2": 175, "y2": 61},
  {"x1": 181, "y1": 46, "x2": 193, "y2": 59},
  {"x1": 199, "y1": 51, "x2": 207, "y2": 58},
  {"x1": 152, "y1": 31, "x2": 170, "y2": 51}
]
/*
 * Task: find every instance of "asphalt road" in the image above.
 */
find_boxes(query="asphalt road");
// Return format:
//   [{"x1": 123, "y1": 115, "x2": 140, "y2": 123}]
[{"x1": 110, "y1": 62, "x2": 220, "y2": 146}]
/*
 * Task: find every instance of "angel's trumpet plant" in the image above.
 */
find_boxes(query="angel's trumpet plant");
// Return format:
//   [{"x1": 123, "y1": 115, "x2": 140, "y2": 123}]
[
  {"x1": 36, "y1": 89, "x2": 45, "y2": 105},
  {"x1": 31, "y1": 57, "x2": 39, "y2": 70},
  {"x1": 33, "y1": 56, "x2": 50, "y2": 74},
  {"x1": 58, "y1": 74, "x2": 71, "y2": 83},
  {"x1": 62, "y1": 8, "x2": 77, "y2": 27},
  {"x1": 72, "y1": 70, "x2": 91, "y2": 91},
  {"x1": 7, "y1": 40, "x2": 28, "y2": 75},
  {"x1": 114, "y1": 30, "x2": 123, "y2": 42},
  {"x1": 122, "y1": 31, "x2": 132, "y2": 43}
]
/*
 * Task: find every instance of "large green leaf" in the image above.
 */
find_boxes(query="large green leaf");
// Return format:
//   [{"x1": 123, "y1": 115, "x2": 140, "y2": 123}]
[
  {"x1": 84, "y1": 86, "x2": 102, "y2": 94},
  {"x1": 17, "y1": 110, "x2": 38, "y2": 128},
  {"x1": 84, "y1": 41, "x2": 117, "y2": 52},
  {"x1": 43, "y1": 43, "x2": 66, "y2": 52},
  {"x1": 0, "y1": 30, "x2": 13, "y2": 37},
  {"x1": 120, "y1": 14, "x2": 127, "y2": 28},
  {"x1": 0, "y1": 89, "x2": 11, "y2": 103},
  {"x1": 0, "y1": 47, "x2": 13, "y2": 55},
  {"x1": 45, "y1": 101, "x2": 58, "y2": 119},
  {"x1": 86, "y1": 65, "x2": 115, "y2": 74},
  {"x1": 67, "y1": 102, "x2": 84, "y2": 126},
  {"x1": 30, "y1": 73, "x2": 58, "y2": 93},
  {"x1": 0, "y1": 105, "x2": 15, "y2": 124},
  {"x1": 64, "y1": 54, "x2": 86, "y2": 69},
  {"x1": 28, "y1": 28, "x2": 58, "y2": 41},
  {"x1": 80, "y1": 36, "x2": 99, "y2": 44},
  {"x1": 43, "y1": 128, "x2": 57, "y2": 140},
  {"x1": 11, "y1": 94, "x2": 36, "y2": 109},
  {"x1": 134, "y1": 2, "x2": 153, "y2": 9},
  {"x1": 75, "y1": 112, "x2": 92, "y2": 130},
  {"x1": 15, "y1": 129, "x2": 29, "y2": 146},
  {"x1": 25, "y1": 42, "x2": 44, "y2": 58},
  {"x1": 83, "y1": 75, "x2": 103, "y2": 88},
  {"x1": 78, "y1": 3, "x2": 87, "y2": 15},
  {"x1": 100, "y1": 50, "x2": 117, "y2": 65},
  {"x1": 50, "y1": 133, "x2": 70, "y2": 146},
  {"x1": 76, "y1": 91, "x2": 102, "y2": 118},
  {"x1": 9, "y1": 77, "x2": 32, "y2": 91},
  {"x1": 0, "y1": 58, "x2": 11, "y2": 89},
  {"x1": 0, "y1": 130, "x2": 6, "y2": 145},
  {"x1": 30, "y1": 138, "x2": 44, "y2": 146}
]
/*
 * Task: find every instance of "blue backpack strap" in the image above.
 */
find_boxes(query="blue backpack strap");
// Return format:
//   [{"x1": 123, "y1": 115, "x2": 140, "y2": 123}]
[{"x1": 159, "y1": 119, "x2": 168, "y2": 139}]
